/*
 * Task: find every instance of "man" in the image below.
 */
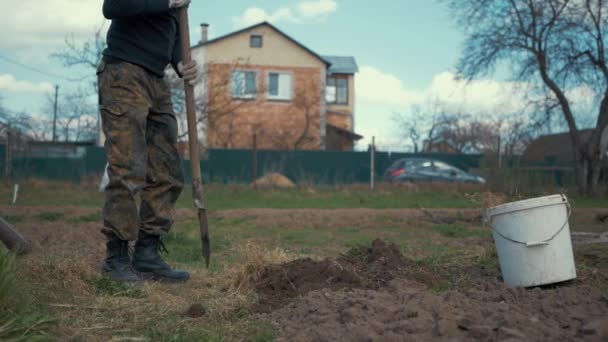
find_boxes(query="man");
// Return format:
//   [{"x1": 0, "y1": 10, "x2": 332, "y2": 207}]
[{"x1": 99, "y1": 0, "x2": 198, "y2": 283}]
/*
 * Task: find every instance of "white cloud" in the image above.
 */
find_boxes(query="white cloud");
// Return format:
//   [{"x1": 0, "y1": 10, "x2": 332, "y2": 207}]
[
  {"x1": 354, "y1": 66, "x2": 600, "y2": 150},
  {"x1": 297, "y1": 0, "x2": 338, "y2": 18},
  {"x1": 356, "y1": 67, "x2": 531, "y2": 115},
  {"x1": 232, "y1": 7, "x2": 298, "y2": 28},
  {"x1": 232, "y1": 0, "x2": 338, "y2": 28},
  {"x1": 0, "y1": 74, "x2": 54, "y2": 93},
  {"x1": 356, "y1": 66, "x2": 425, "y2": 107},
  {"x1": 354, "y1": 67, "x2": 535, "y2": 150},
  {"x1": 0, "y1": 0, "x2": 107, "y2": 49}
]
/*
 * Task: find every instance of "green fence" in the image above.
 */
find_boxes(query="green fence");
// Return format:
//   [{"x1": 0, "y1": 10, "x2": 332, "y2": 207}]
[
  {"x1": 0, "y1": 144, "x2": 486, "y2": 185},
  {"x1": 205, "y1": 149, "x2": 482, "y2": 184},
  {"x1": 3, "y1": 144, "x2": 580, "y2": 187}
]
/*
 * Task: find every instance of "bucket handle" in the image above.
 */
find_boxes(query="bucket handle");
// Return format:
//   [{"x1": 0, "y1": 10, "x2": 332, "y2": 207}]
[{"x1": 487, "y1": 201, "x2": 571, "y2": 247}]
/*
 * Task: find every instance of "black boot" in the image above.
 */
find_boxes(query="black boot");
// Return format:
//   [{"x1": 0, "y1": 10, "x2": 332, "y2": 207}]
[
  {"x1": 132, "y1": 232, "x2": 190, "y2": 283},
  {"x1": 102, "y1": 235, "x2": 142, "y2": 283}
]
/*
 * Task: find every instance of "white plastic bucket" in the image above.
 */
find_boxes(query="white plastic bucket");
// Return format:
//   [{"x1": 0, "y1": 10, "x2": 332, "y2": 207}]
[{"x1": 485, "y1": 194, "x2": 577, "y2": 287}]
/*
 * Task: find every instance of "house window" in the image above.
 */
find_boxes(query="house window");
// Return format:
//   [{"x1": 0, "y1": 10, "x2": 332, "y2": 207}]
[
  {"x1": 250, "y1": 34, "x2": 263, "y2": 48},
  {"x1": 326, "y1": 77, "x2": 348, "y2": 104},
  {"x1": 231, "y1": 71, "x2": 257, "y2": 99},
  {"x1": 267, "y1": 72, "x2": 292, "y2": 101}
]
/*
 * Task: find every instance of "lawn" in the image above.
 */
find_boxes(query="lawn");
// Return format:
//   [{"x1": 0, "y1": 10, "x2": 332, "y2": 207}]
[
  {"x1": 1, "y1": 180, "x2": 606, "y2": 209},
  {"x1": 0, "y1": 182, "x2": 606, "y2": 340}
]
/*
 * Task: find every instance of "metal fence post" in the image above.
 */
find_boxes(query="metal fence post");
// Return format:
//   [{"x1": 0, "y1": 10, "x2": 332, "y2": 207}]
[
  {"x1": 370, "y1": 136, "x2": 375, "y2": 191},
  {"x1": 5, "y1": 125, "x2": 11, "y2": 179},
  {"x1": 252, "y1": 132, "x2": 257, "y2": 187}
]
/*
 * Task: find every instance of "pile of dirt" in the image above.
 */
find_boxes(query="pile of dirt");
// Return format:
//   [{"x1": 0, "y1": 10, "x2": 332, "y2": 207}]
[
  {"x1": 253, "y1": 258, "x2": 362, "y2": 313},
  {"x1": 256, "y1": 239, "x2": 608, "y2": 341},
  {"x1": 340, "y1": 239, "x2": 414, "y2": 289},
  {"x1": 252, "y1": 173, "x2": 295, "y2": 188},
  {"x1": 253, "y1": 239, "x2": 413, "y2": 313},
  {"x1": 264, "y1": 280, "x2": 608, "y2": 341}
]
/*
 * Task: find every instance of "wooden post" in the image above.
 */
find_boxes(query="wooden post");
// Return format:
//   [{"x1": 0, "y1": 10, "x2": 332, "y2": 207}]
[
  {"x1": 5, "y1": 125, "x2": 11, "y2": 179},
  {"x1": 497, "y1": 134, "x2": 502, "y2": 169},
  {"x1": 252, "y1": 132, "x2": 257, "y2": 187},
  {"x1": 370, "y1": 136, "x2": 375, "y2": 191}
]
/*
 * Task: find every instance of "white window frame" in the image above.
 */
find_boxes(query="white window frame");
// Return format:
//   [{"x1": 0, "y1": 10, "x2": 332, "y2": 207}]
[
  {"x1": 266, "y1": 71, "x2": 293, "y2": 101},
  {"x1": 231, "y1": 70, "x2": 258, "y2": 100}
]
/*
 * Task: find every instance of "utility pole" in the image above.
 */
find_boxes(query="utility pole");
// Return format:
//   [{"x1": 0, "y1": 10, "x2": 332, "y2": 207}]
[
  {"x1": 252, "y1": 132, "x2": 257, "y2": 188},
  {"x1": 370, "y1": 136, "x2": 375, "y2": 191},
  {"x1": 497, "y1": 133, "x2": 502, "y2": 169},
  {"x1": 5, "y1": 124, "x2": 11, "y2": 180},
  {"x1": 52, "y1": 85, "x2": 59, "y2": 142}
]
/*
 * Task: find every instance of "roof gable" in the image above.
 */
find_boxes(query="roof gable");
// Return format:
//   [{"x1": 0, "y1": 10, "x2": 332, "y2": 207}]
[{"x1": 194, "y1": 22, "x2": 330, "y2": 67}]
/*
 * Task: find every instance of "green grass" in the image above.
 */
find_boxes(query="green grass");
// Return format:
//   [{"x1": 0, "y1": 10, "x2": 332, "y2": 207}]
[
  {"x1": 143, "y1": 320, "x2": 275, "y2": 342},
  {"x1": 70, "y1": 212, "x2": 101, "y2": 223},
  {"x1": 3, "y1": 182, "x2": 608, "y2": 209},
  {"x1": 90, "y1": 276, "x2": 146, "y2": 298},
  {"x1": 431, "y1": 224, "x2": 489, "y2": 239},
  {"x1": 0, "y1": 250, "x2": 55, "y2": 341},
  {"x1": 2, "y1": 214, "x2": 24, "y2": 224},
  {"x1": 34, "y1": 212, "x2": 64, "y2": 222}
]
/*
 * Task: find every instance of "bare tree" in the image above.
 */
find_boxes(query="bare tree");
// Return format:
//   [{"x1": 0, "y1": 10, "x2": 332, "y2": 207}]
[
  {"x1": 166, "y1": 60, "x2": 252, "y2": 149},
  {"x1": 392, "y1": 105, "x2": 425, "y2": 152},
  {"x1": 292, "y1": 78, "x2": 321, "y2": 150},
  {"x1": 46, "y1": 89, "x2": 97, "y2": 142},
  {"x1": 0, "y1": 93, "x2": 52, "y2": 143},
  {"x1": 445, "y1": 0, "x2": 608, "y2": 194},
  {"x1": 51, "y1": 25, "x2": 106, "y2": 90},
  {"x1": 51, "y1": 25, "x2": 107, "y2": 143}
]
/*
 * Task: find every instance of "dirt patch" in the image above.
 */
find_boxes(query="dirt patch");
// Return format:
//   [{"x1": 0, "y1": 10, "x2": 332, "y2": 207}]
[
  {"x1": 253, "y1": 239, "x2": 434, "y2": 313},
  {"x1": 265, "y1": 280, "x2": 608, "y2": 342},
  {"x1": 256, "y1": 239, "x2": 608, "y2": 341},
  {"x1": 184, "y1": 303, "x2": 207, "y2": 318},
  {"x1": 572, "y1": 232, "x2": 608, "y2": 245},
  {"x1": 253, "y1": 258, "x2": 362, "y2": 313},
  {"x1": 216, "y1": 208, "x2": 482, "y2": 230}
]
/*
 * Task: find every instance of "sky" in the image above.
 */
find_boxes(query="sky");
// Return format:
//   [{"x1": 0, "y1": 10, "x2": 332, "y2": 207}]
[{"x1": 0, "y1": 0, "x2": 548, "y2": 150}]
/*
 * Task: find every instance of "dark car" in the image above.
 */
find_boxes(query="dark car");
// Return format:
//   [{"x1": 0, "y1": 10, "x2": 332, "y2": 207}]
[{"x1": 383, "y1": 158, "x2": 485, "y2": 184}]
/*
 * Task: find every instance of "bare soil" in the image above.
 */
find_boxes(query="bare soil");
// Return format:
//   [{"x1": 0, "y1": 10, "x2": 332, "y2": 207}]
[
  {"x1": 253, "y1": 239, "x2": 422, "y2": 313},
  {"x1": 257, "y1": 239, "x2": 608, "y2": 342},
  {"x1": 264, "y1": 280, "x2": 608, "y2": 342}
]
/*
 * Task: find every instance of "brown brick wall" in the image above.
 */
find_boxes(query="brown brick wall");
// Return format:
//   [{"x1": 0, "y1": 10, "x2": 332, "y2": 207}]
[
  {"x1": 327, "y1": 112, "x2": 353, "y2": 131},
  {"x1": 206, "y1": 63, "x2": 324, "y2": 150}
]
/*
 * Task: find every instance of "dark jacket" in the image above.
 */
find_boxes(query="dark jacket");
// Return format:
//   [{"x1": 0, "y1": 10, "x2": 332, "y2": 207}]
[{"x1": 102, "y1": 0, "x2": 182, "y2": 77}]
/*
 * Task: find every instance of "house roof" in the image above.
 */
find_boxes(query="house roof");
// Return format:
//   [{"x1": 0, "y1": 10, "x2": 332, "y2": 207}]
[
  {"x1": 326, "y1": 124, "x2": 363, "y2": 140},
  {"x1": 322, "y1": 55, "x2": 359, "y2": 74},
  {"x1": 192, "y1": 21, "x2": 331, "y2": 67}
]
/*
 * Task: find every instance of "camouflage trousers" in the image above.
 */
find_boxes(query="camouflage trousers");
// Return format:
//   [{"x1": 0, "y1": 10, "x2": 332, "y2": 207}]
[{"x1": 97, "y1": 60, "x2": 184, "y2": 241}]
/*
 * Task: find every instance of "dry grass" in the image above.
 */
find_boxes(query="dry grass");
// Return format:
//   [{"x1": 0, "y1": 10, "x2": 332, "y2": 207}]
[
  {"x1": 252, "y1": 173, "x2": 296, "y2": 188},
  {"x1": 228, "y1": 241, "x2": 297, "y2": 293}
]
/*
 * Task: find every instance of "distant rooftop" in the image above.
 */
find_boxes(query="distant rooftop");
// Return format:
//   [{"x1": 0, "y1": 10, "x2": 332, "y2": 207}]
[{"x1": 323, "y1": 55, "x2": 359, "y2": 74}]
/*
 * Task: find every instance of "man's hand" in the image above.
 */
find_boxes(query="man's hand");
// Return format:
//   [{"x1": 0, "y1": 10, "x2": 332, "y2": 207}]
[
  {"x1": 169, "y1": 0, "x2": 191, "y2": 9},
  {"x1": 178, "y1": 60, "x2": 199, "y2": 85}
]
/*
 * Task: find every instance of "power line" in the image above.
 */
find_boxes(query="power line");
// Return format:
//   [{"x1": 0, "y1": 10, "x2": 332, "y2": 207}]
[{"x1": 0, "y1": 54, "x2": 92, "y2": 83}]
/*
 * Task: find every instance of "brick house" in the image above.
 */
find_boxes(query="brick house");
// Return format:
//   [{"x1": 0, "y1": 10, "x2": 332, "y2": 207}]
[
  {"x1": 191, "y1": 21, "x2": 362, "y2": 151},
  {"x1": 522, "y1": 129, "x2": 608, "y2": 166}
]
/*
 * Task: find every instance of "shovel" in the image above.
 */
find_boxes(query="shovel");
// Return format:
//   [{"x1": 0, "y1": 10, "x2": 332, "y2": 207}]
[{"x1": 177, "y1": 6, "x2": 211, "y2": 268}]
